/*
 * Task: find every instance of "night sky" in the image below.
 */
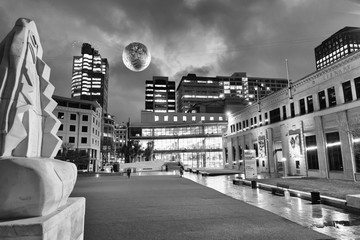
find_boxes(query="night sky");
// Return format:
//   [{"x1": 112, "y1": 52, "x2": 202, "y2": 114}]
[{"x1": 1, "y1": 0, "x2": 360, "y2": 124}]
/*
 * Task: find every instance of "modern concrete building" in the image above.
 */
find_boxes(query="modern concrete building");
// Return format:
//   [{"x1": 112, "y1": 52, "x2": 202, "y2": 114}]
[
  {"x1": 225, "y1": 48, "x2": 360, "y2": 181},
  {"x1": 315, "y1": 26, "x2": 360, "y2": 71},
  {"x1": 145, "y1": 76, "x2": 176, "y2": 113},
  {"x1": 53, "y1": 95, "x2": 102, "y2": 172},
  {"x1": 71, "y1": 43, "x2": 109, "y2": 113},
  {"x1": 114, "y1": 123, "x2": 127, "y2": 162},
  {"x1": 176, "y1": 73, "x2": 288, "y2": 114},
  {"x1": 128, "y1": 111, "x2": 227, "y2": 168}
]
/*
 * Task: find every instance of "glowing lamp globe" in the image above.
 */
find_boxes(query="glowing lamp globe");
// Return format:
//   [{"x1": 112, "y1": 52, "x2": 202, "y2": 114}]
[{"x1": 122, "y1": 42, "x2": 151, "y2": 72}]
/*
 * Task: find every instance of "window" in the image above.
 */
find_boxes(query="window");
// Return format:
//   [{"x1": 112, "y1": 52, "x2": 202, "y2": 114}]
[
  {"x1": 327, "y1": 87, "x2": 336, "y2": 107},
  {"x1": 318, "y1": 90, "x2": 326, "y2": 109},
  {"x1": 299, "y1": 99, "x2": 306, "y2": 115},
  {"x1": 307, "y1": 95, "x2": 314, "y2": 113},
  {"x1": 183, "y1": 116, "x2": 187, "y2": 122},
  {"x1": 70, "y1": 114, "x2": 77, "y2": 120},
  {"x1": 173, "y1": 116, "x2": 178, "y2": 122},
  {"x1": 155, "y1": 115, "x2": 159, "y2": 122},
  {"x1": 250, "y1": 118, "x2": 253, "y2": 128},
  {"x1": 342, "y1": 81, "x2": 353, "y2": 103},
  {"x1": 81, "y1": 137, "x2": 87, "y2": 144},
  {"x1": 326, "y1": 132, "x2": 343, "y2": 171},
  {"x1": 57, "y1": 112, "x2": 64, "y2": 119},
  {"x1": 354, "y1": 77, "x2": 360, "y2": 99},
  {"x1": 192, "y1": 116, "x2": 196, "y2": 122},
  {"x1": 69, "y1": 125, "x2": 76, "y2": 132},
  {"x1": 219, "y1": 116, "x2": 223, "y2": 121},
  {"x1": 210, "y1": 117, "x2": 214, "y2": 121},
  {"x1": 59, "y1": 124, "x2": 63, "y2": 131},
  {"x1": 69, "y1": 136, "x2": 75, "y2": 143},
  {"x1": 305, "y1": 135, "x2": 319, "y2": 170},
  {"x1": 82, "y1": 126, "x2": 88, "y2": 132},
  {"x1": 82, "y1": 115, "x2": 89, "y2": 121},
  {"x1": 201, "y1": 116, "x2": 205, "y2": 121},
  {"x1": 265, "y1": 112, "x2": 269, "y2": 125},
  {"x1": 282, "y1": 106, "x2": 287, "y2": 120},
  {"x1": 290, "y1": 102, "x2": 295, "y2": 117},
  {"x1": 269, "y1": 108, "x2": 281, "y2": 124},
  {"x1": 259, "y1": 115, "x2": 262, "y2": 126},
  {"x1": 164, "y1": 116, "x2": 169, "y2": 122}
]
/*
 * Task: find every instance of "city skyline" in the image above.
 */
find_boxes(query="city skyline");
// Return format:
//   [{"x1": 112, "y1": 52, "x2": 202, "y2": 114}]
[{"x1": 1, "y1": 0, "x2": 360, "y2": 124}]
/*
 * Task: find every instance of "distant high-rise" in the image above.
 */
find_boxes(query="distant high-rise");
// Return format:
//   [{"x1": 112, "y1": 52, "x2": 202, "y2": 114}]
[
  {"x1": 176, "y1": 73, "x2": 288, "y2": 113},
  {"x1": 71, "y1": 43, "x2": 109, "y2": 113},
  {"x1": 315, "y1": 27, "x2": 360, "y2": 70},
  {"x1": 145, "y1": 76, "x2": 175, "y2": 113}
]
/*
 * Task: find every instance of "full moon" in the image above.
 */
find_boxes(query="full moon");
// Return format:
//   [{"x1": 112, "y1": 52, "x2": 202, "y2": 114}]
[{"x1": 122, "y1": 42, "x2": 151, "y2": 72}]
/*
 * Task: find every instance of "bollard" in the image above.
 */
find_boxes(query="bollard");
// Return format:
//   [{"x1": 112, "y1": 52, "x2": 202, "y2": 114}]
[
  {"x1": 311, "y1": 191, "x2": 321, "y2": 204},
  {"x1": 251, "y1": 180, "x2": 257, "y2": 189}
]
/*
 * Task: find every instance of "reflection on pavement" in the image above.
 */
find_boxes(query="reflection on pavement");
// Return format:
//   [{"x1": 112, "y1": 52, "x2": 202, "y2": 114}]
[{"x1": 184, "y1": 172, "x2": 360, "y2": 240}]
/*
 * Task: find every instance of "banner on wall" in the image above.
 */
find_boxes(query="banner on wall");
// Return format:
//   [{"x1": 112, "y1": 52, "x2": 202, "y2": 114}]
[
  {"x1": 244, "y1": 149, "x2": 257, "y2": 178},
  {"x1": 258, "y1": 135, "x2": 266, "y2": 159},
  {"x1": 289, "y1": 134, "x2": 302, "y2": 160}
]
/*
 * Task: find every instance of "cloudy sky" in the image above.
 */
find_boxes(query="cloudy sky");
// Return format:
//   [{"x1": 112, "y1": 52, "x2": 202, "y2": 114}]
[{"x1": 1, "y1": 0, "x2": 360, "y2": 124}]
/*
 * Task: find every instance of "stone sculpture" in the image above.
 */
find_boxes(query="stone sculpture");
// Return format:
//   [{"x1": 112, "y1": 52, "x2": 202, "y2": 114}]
[{"x1": 0, "y1": 18, "x2": 77, "y2": 220}]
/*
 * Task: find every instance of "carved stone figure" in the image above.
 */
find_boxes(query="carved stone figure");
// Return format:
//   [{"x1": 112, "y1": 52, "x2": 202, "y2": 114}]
[{"x1": 0, "y1": 18, "x2": 77, "y2": 220}]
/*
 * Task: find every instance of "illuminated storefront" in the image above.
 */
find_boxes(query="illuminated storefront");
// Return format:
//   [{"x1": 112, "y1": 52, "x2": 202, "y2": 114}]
[{"x1": 129, "y1": 112, "x2": 227, "y2": 168}]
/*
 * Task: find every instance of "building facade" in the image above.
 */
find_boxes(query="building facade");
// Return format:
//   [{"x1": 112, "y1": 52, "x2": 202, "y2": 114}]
[
  {"x1": 176, "y1": 73, "x2": 288, "y2": 114},
  {"x1": 145, "y1": 76, "x2": 176, "y2": 113},
  {"x1": 315, "y1": 27, "x2": 360, "y2": 71},
  {"x1": 102, "y1": 113, "x2": 116, "y2": 164},
  {"x1": 225, "y1": 50, "x2": 360, "y2": 181},
  {"x1": 71, "y1": 43, "x2": 109, "y2": 113},
  {"x1": 114, "y1": 124, "x2": 127, "y2": 162},
  {"x1": 128, "y1": 111, "x2": 227, "y2": 168},
  {"x1": 53, "y1": 95, "x2": 102, "y2": 172}
]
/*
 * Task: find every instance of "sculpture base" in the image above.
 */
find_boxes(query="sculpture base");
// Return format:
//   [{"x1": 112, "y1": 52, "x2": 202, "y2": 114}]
[{"x1": 0, "y1": 197, "x2": 85, "y2": 240}]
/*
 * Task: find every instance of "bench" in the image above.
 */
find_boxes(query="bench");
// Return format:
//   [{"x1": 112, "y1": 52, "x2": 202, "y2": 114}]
[{"x1": 271, "y1": 183, "x2": 289, "y2": 196}]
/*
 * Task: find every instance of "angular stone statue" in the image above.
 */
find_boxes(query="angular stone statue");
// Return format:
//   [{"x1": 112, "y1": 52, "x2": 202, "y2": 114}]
[{"x1": 0, "y1": 18, "x2": 77, "y2": 220}]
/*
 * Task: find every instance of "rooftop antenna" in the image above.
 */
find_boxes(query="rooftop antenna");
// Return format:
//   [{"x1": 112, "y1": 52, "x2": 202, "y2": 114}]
[{"x1": 285, "y1": 59, "x2": 293, "y2": 101}]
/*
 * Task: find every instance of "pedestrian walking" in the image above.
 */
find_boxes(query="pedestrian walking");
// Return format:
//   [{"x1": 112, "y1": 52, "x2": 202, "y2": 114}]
[
  {"x1": 179, "y1": 165, "x2": 184, "y2": 178},
  {"x1": 126, "y1": 168, "x2": 131, "y2": 178}
]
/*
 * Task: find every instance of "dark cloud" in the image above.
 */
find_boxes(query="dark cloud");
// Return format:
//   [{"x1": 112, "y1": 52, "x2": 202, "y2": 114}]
[{"x1": 2, "y1": 0, "x2": 360, "y2": 123}]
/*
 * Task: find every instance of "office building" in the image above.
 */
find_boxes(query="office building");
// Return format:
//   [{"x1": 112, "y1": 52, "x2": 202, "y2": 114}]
[
  {"x1": 145, "y1": 76, "x2": 176, "y2": 113},
  {"x1": 102, "y1": 113, "x2": 116, "y2": 163},
  {"x1": 114, "y1": 124, "x2": 127, "y2": 162},
  {"x1": 226, "y1": 48, "x2": 360, "y2": 181},
  {"x1": 53, "y1": 95, "x2": 102, "y2": 172},
  {"x1": 176, "y1": 73, "x2": 288, "y2": 113},
  {"x1": 315, "y1": 26, "x2": 360, "y2": 70},
  {"x1": 71, "y1": 43, "x2": 109, "y2": 113}
]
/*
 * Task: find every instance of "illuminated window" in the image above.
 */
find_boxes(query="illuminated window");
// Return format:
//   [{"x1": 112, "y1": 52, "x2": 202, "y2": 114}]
[
  {"x1": 192, "y1": 116, "x2": 196, "y2": 121},
  {"x1": 305, "y1": 135, "x2": 319, "y2": 170},
  {"x1": 173, "y1": 116, "x2": 178, "y2": 122},
  {"x1": 155, "y1": 115, "x2": 159, "y2": 122},
  {"x1": 164, "y1": 115, "x2": 168, "y2": 121},
  {"x1": 326, "y1": 132, "x2": 343, "y2": 171},
  {"x1": 342, "y1": 81, "x2": 353, "y2": 103},
  {"x1": 183, "y1": 116, "x2": 187, "y2": 122}
]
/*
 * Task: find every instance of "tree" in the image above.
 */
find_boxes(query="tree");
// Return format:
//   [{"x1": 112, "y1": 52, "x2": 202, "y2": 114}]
[
  {"x1": 143, "y1": 141, "x2": 154, "y2": 161},
  {"x1": 119, "y1": 140, "x2": 143, "y2": 163}
]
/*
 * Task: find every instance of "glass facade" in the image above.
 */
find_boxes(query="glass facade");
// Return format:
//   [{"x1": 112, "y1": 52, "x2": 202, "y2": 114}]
[
  {"x1": 132, "y1": 123, "x2": 226, "y2": 168},
  {"x1": 326, "y1": 132, "x2": 343, "y2": 171}
]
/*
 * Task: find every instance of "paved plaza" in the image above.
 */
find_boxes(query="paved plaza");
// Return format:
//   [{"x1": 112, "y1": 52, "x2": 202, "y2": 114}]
[{"x1": 71, "y1": 173, "x2": 331, "y2": 240}]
